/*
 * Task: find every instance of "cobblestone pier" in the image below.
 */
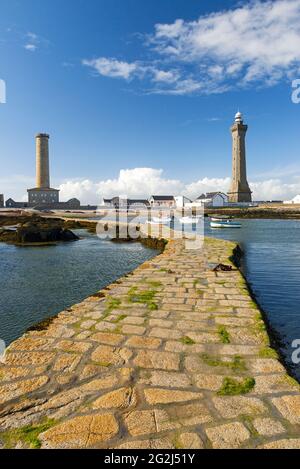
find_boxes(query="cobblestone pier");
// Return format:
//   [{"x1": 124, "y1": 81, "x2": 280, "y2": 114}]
[{"x1": 1, "y1": 231, "x2": 300, "y2": 449}]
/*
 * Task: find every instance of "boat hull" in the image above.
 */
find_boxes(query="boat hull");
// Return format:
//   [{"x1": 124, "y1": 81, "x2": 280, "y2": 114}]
[
  {"x1": 179, "y1": 217, "x2": 200, "y2": 224},
  {"x1": 210, "y1": 216, "x2": 233, "y2": 222},
  {"x1": 152, "y1": 217, "x2": 171, "y2": 224},
  {"x1": 210, "y1": 221, "x2": 241, "y2": 229}
]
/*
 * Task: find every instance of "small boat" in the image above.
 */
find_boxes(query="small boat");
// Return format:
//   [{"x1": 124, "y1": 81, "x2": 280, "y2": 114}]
[
  {"x1": 152, "y1": 216, "x2": 172, "y2": 224},
  {"x1": 210, "y1": 216, "x2": 233, "y2": 222},
  {"x1": 210, "y1": 220, "x2": 241, "y2": 229},
  {"x1": 179, "y1": 216, "x2": 200, "y2": 224},
  {"x1": 0, "y1": 225, "x2": 18, "y2": 232},
  {"x1": 146, "y1": 220, "x2": 161, "y2": 226},
  {"x1": 146, "y1": 218, "x2": 171, "y2": 225}
]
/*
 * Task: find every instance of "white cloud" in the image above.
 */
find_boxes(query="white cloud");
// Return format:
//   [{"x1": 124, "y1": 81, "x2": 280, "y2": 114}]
[
  {"x1": 24, "y1": 44, "x2": 37, "y2": 52},
  {"x1": 152, "y1": 0, "x2": 300, "y2": 89},
  {"x1": 27, "y1": 32, "x2": 38, "y2": 41},
  {"x1": 58, "y1": 167, "x2": 300, "y2": 204},
  {"x1": 83, "y1": 0, "x2": 300, "y2": 94},
  {"x1": 250, "y1": 177, "x2": 300, "y2": 201},
  {"x1": 83, "y1": 56, "x2": 180, "y2": 86},
  {"x1": 185, "y1": 177, "x2": 231, "y2": 198},
  {"x1": 206, "y1": 117, "x2": 221, "y2": 122},
  {"x1": 23, "y1": 32, "x2": 41, "y2": 52},
  {"x1": 150, "y1": 78, "x2": 204, "y2": 95},
  {"x1": 59, "y1": 168, "x2": 183, "y2": 204},
  {"x1": 83, "y1": 58, "x2": 138, "y2": 80},
  {"x1": 152, "y1": 69, "x2": 178, "y2": 83}
]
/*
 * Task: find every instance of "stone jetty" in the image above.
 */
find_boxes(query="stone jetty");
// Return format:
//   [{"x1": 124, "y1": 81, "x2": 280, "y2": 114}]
[{"x1": 1, "y1": 226, "x2": 300, "y2": 449}]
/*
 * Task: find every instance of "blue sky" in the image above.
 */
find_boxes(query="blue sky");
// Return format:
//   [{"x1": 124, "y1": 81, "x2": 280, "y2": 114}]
[{"x1": 0, "y1": 0, "x2": 300, "y2": 203}]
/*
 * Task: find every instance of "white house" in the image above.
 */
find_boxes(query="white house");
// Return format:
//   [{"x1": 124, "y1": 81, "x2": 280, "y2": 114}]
[
  {"x1": 149, "y1": 196, "x2": 175, "y2": 208},
  {"x1": 208, "y1": 192, "x2": 229, "y2": 207},
  {"x1": 284, "y1": 195, "x2": 300, "y2": 204},
  {"x1": 174, "y1": 196, "x2": 192, "y2": 208},
  {"x1": 188, "y1": 192, "x2": 229, "y2": 208}
]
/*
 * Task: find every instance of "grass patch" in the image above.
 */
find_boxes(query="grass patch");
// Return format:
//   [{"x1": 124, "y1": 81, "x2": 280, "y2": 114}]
[
  {"x1": 217, "y1": 377, "x2": 255, "y2": 396},
  {"x1": 256, "y1": 322, "x2": 267, "y2": 333},
  {"x1": 173, "y1": 433, "x2": 184, "y2": 450},
  {"x1": 128, "y1": 287, "x2": 158, "y2": 311},
  {"x1": 92, "y1": 361, "x2": 111, "y2": 367},
  {"x1": 180, "y1": 336, "x2": 196, "y2": 346},
  {"x1": 240, "y1": 415, "x2": 259, "y2": 437},
  {"x1": 240, "y1": 287, "x2": 249, "y2": 297},
  {"x1": 254, "y1": 313, "x2": 266, "y2": 332},
  {"x1": 147, "y1": 281, "x2": 162, "y2": 288},
  {"x1": 201, "y1": 353, "x2": 247, "y2": 371},
  {"x1": 207, "y1": 306, "x2": 218, "y2": 313},
  {"x1": 254, "y1": 312, "x2": 263, "y2": 322},
  {"x1": 250, "y1": 300, "x2": 259, "y2": 310},
  {"x1": 1, "y1": 419, "x2": 56, "y2": 449},
  {"x1": 218, "y1": 325, "x2": 230, "y2": 344},
  {"x1": 259, "y1": 347, "x2": 278, "y2": 359},
  {"x1": 72, "y1": 321, "x2": 82, "y2": 330},
  {"x1": 111, "y1": 314, "x2": 127, "y2": 323},
  {"x1": 282, "y1": 374, "x2": 300, "y2": 388},
  {"x1": 105, "y1": 297, "x2": 121, "y2": 312}
]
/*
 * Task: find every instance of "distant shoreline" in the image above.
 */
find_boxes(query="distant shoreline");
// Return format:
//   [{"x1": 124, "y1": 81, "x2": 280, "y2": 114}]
[
  {"x1": 205, "y1": 205, "x2": 300, "y2": 219},
  {"x1": 2, "y1": 204, "x2": 300, "y2": 224}
]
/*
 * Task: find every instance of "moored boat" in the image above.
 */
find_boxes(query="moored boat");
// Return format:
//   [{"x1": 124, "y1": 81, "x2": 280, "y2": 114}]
[
  {"x1": 152, "y1": 216, "x2": 172, "y2": 224},
  {"x1": 147, "y1": 216, "x2": 171, "y2": 225},
  {"x1": 210, "y1": 216, "x2": 233, "y2": 222},
  {"x1": 210, "y1": 220, "x2": 241, "y2": 229},
  {"x1": 179, "y1": 216, "x2": 200, "y2": 224}
]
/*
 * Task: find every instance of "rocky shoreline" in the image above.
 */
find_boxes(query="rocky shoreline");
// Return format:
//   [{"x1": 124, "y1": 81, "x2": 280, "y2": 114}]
[
  {"x1": 206, "y1": 206, "x2": 300, "y2": 219},
  {"x1": 0, "y1": 215, "x2": 79, "y2": 246}
]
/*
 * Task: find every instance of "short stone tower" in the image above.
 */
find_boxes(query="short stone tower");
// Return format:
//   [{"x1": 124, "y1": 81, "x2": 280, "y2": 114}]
[
  {"x1": 36, "y1": 133, "x2": 50, "y2": 189},
  {"x1": 228, "y1": 112, "x2": 252, "y2": 203}
]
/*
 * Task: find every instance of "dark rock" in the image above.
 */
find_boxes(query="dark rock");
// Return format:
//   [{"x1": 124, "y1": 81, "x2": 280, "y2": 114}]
[
  {"x1": 26, "y1": 314, "x2": 58, "y2": 332},
  {"x1": 212, "y1": 263, "x2": 233, "y2": 272},
  {"x1": 0, "y1": 215, "x2": 79, "y2": 245}
]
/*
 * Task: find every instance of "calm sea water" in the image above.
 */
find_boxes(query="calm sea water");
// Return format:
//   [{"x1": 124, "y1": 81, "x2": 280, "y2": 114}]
[
  {"x1": 0, "y1": 230, "x2": 157, "y2": 345},
  {"x1": 204, "y1": 218, "x2": 300, "y2": 380}
]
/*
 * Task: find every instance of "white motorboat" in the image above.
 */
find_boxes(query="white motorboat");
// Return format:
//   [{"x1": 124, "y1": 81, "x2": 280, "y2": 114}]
[
  {"x1": 210, "y1": 216, "x2": 233, "y2": 222},
  {"x1": 179, "y1": 216, "x2": 200, "y2": 224},
  {"x1": 0, "y1": 225, "x2": 18, "y2": 232},
  {"x1": 146, "y1": 220, "x2": 161, "y2": 226},
  {"x1": 210, "y1": 220, "x2": 241, "y2": 229},
  {"x1": 152, "y1": 216, "x2": 172, "y2": 224}
]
